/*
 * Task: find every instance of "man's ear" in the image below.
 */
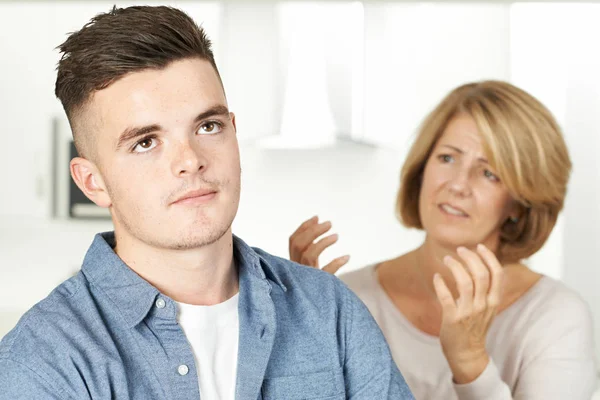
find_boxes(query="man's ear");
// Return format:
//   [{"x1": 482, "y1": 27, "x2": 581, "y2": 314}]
[
  {"x1": 70, "y1": 157, "x2": 112, "y2": 208},
  {"x1": 230, "y1": 112, "x2": 237, "y2": 134}
]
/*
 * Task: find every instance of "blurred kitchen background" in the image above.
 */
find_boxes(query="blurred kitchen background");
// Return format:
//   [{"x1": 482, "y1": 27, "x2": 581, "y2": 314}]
[{"x1": 1, "y1": 0, "x2": 599, "y2": 379}]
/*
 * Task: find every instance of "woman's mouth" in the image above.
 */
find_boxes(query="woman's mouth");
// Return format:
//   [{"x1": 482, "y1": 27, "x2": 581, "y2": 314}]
[{"x1": 439, "y1": 203, "x2": 469, "y2": 218}]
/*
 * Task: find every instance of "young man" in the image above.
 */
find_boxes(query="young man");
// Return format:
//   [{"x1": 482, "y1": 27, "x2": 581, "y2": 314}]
[{"x1": 0, "y1": 6, "x2": 413, "y2": 400}]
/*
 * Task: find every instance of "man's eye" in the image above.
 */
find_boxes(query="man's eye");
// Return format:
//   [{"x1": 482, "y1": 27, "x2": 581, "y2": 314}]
[
  {"x1": 197, "y1": 121, "x2": 223, "y2": 135},
  {"x1": 133, "y1": 137, "x2": 157, "y2": 153}
]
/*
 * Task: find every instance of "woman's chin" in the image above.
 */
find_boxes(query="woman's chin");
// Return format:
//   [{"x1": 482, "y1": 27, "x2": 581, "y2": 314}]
[{"x1": 427, "y1": 229, "x2": 480, "y2": 250}]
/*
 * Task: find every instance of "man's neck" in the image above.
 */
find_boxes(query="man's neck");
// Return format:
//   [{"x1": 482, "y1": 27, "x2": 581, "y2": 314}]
[{"x1": 113, "y1": 228, "x2": 238, "y2": 306}]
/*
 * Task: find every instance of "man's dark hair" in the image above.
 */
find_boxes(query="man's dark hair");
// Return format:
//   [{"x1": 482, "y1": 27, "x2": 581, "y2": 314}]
[{"x1": 55, "y1": 5, "x2": 220, "y2": 157}]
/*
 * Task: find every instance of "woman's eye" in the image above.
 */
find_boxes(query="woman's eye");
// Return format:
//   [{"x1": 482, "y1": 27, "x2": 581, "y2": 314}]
[
  {"x1": 438, "y1": 154, "x2": 454, "y2": 163},
  {"x1": 197, "y1": 121, "x2": 223, "y2": 135},
  {"x1": 484, "y1": 169, "x2": 500, "y2": 182},
  {"x1": 133, "y1": 137, "x2": 157, "y2": 153}
]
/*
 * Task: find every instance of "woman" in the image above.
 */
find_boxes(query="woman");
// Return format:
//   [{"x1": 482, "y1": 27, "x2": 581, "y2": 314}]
[{"x1": 289, "y1": 81, "x2": 597, "y2": 399}]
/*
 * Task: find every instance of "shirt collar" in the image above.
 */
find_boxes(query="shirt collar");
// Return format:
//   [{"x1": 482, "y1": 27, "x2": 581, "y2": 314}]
[
  {"x1": 81, "y1": 231, "x2": 286, "y2": 328},
  {"x1": 231, "y1": 234, "x2": 287, "y2": 292}
]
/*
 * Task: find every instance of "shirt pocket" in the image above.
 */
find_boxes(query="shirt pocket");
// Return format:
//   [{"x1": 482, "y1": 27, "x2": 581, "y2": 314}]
[{"x1": 261, "y1": 368, "x2": 346, "y2": 400}]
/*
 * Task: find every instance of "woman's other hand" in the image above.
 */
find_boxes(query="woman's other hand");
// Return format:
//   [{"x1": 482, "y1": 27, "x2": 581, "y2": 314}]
[{"x1": 288, "y1": 216, "x2": 350, "y2": 274}]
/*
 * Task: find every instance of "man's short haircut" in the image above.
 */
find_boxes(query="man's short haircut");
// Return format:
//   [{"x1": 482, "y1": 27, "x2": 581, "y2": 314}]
[{"x1": 55, "y1": 5, "x2": 220, "y2": 158}]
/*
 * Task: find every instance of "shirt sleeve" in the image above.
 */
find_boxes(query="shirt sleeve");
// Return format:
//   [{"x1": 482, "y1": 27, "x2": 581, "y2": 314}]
[
  {"x1": 0, "y1": 357, "x2": 69, "y2": 400},
  {"x1": 341, "y1": 283, "x2": 415, "y2": 399},
  {"x1": 453, "y1": 289, "x2": 598, "y2": 400}
]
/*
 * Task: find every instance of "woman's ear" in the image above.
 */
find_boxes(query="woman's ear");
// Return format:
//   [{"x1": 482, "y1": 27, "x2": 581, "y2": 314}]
[
  {"x1": 507, "y1": 201, "x2": 525, "y2": 224},
  {"x1": 70, "y1": 157, "x2": 112, "y2": 208}
]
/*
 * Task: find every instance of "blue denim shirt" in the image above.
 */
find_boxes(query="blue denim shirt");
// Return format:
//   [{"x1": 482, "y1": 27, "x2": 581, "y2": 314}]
[{"x1": 0, "y1": 232, "x2": 413, "y2": 399}]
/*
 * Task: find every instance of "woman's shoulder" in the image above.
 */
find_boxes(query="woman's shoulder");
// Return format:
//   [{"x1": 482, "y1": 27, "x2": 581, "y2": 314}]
[
  {"x1": 522, "y1": 276, "x2": 589, "y2": 314},
  {"x1": 338, "y1": 264, "x2": 380, "y2": 297},
  {"x1": 494, "y1": 275, "x2": 596, "y2": 378},
  {"x1": 503, "y1": 275, "x2": 593, "y2": 337}
]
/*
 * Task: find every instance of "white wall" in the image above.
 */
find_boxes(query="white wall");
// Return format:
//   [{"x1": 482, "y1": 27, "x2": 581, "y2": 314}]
[
  {"x1": 218, "y1": 3, "x2": 281, "y2": 142},
  {"x1": 510, "y1": 3, "x2": 600, "y2": 364},
  {"x1": 0, "y1": 2, "x2": 56, "y2": 218},
  {"x1": 264, "y1": 2, "x2": 361, "y2": 148},
  {"x1": 361, "y1": 3, "x2": 511, "y2": 149}
]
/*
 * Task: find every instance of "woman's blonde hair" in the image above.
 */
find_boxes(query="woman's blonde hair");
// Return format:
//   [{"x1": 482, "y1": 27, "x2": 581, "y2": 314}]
[{"x1": 397, "y1": 81, "x2": 572, "y2": 263}]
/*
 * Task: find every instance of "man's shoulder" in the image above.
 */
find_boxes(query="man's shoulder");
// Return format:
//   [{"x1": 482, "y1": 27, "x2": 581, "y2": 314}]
[
  {"x1": 0, "y1": 271, "x2": 122, "y2": 398},
  {"x1": 251, "y1": 248, "x2": 414, "y2": 399},
  {"x1": 249, "y1": 246, "x2": 374, "y2": 325},
  {"x1": 252, "y1": 246, "x2": 347, "y2": 295},
  {"x1": 0, "y1": 272, "x2": 88, "y2": 361}
]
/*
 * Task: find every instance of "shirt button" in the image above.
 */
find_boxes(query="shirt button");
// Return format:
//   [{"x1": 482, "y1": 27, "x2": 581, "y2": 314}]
[
  {"x1": 155, "y1": 298, "x2": 166, "y2": 309},
  {"x1": 177, "y1": 364, "x2": 189, "y2": 376}
]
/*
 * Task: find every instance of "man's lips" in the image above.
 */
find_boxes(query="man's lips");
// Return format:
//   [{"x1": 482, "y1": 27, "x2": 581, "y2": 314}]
[{"x1": 171, "y1": 189, "x2": 217, "y2": 205}]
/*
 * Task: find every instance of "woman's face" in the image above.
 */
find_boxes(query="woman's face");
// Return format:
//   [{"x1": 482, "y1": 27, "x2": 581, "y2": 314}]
[{"x1": 418, "y1": 113, "x2": 517, "y2": 251}]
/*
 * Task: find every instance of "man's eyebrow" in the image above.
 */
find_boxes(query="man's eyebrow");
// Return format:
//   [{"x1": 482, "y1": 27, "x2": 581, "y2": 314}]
[
  {"x1": 193, "y1": 105, "x2": 230, "y2": 123},
  {"x1": 115, "y1": 105, "x2": 230, "y2": 150},
  {"x1": 115, "y1": 124, "x2": 162, "y2": 150}
]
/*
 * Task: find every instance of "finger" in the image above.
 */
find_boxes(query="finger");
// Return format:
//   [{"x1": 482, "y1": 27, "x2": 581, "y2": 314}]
[
  {"x1": 305, "y1": 233, "x2": 339, "y2": 258},
  {"x1": 290, "y1": 216, "x2": 319, "y2": 238},
  {"x1": 322, "y1": 255, "x2": 350, "y2": 275},
  {"x1": 476, "y1": 244, "x2": 504, "y2": 308},
  {"x1": 443, "y1": 255, "x2": 474, "y2": 312},
  {"x1": 289, "y1": 217, "x2": 320, "y2": 261},
  {"x1": 289, "y1": 219, "x2": 328, "y2": 261},
  {"x1": 293, "y1": 221, "x2": 333, "y2": 252},
  {"x1": 301, "y1": 234, "x2": 339, "y2": 267},
  {"x1": 456, "y1": 247, "x2": 490, "y2": 310},
  {"x1": 433, "y1": 273, "x2": 457, "y2": 317}
]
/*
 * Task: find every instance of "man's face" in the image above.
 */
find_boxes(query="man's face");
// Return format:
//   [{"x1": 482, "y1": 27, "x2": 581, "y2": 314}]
[{"x1": 74, "y1": 58, "x2": 241, "y2": 250}]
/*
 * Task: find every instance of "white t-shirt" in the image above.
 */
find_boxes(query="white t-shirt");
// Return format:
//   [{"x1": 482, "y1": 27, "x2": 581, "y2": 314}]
[
  {"x1": 340, "y1": 265, "x2": 597, "y2": 400},
  {"x1": 177, "y1": 293, "x2": 240, "y2": 400}
]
